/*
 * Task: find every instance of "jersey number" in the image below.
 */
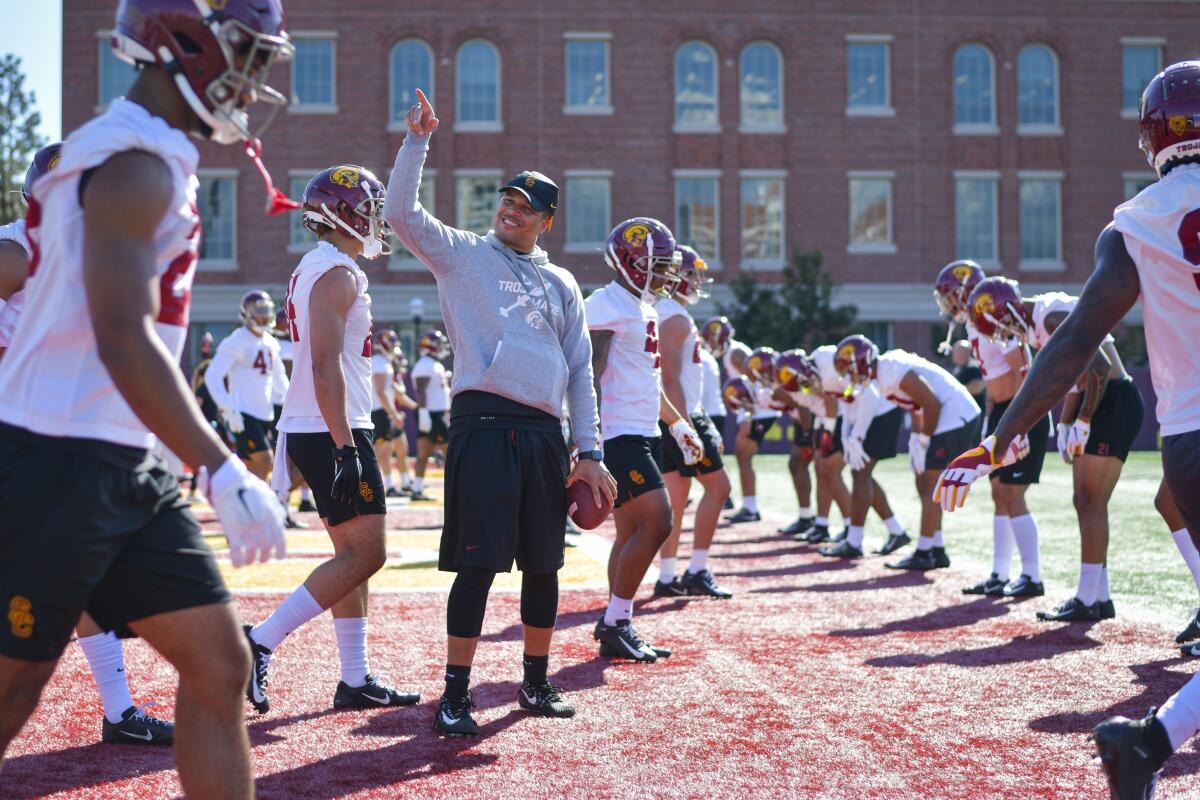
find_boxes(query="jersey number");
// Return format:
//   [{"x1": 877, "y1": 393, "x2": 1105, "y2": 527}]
[
  {"x1": 284, "y1": 274, "x2": 300, "y2": 342},
  {"x1": 1178, "y1": 210, "x2": 1200, "y2": 292},
  {"x1": 644, "y1": 321, "x2": 660, "y2": 369},
  {"x1": 252, "y1": 350, "x2": 270, "y2": 375}
]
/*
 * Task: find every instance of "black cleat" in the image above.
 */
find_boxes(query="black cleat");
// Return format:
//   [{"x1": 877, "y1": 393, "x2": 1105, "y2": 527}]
[
  {"x1": 962, "y1": 573, "x2": 1008, "y2": 596},
  {"x1": 681, "y1": 569, "x2": 733, "y2": 599},
  {"x1": 334, "y1": 674, "x2": 420, "y2": 709},
  {"x1": 652, "y1": 577, "x2": 687, "y2": 598},
  {"x1": 1180, "y1": 642, "x2": 1200, "y2": 657},
  {"x1": 409, "y1": 490, "x2": 434, "y2": 502},
  {"x1": 1037, "y1": 597, "x2": 1099, "y2": 622},
  {"x1": 1098, "y1": 599, "x2": 1117, "y2": 620},
  {"x1": 284, "y1": 514, "x2": 308, "y2": 529},
  {"x1": 297, "y1": 498, "x2": 318, "y2": 513},
  {"x1": 1003, "y1": 574, "x2": 1045, "y2": 597},
  {"x1": 1176, "y1": 607, "x2": 1200, "y2": 644},
  {"x1": 516, "y1": 681, "x2": 575, "y2": 718},
  {"x1": 931, "y1": 547, "x2": 951, "y2": 569},
  {"x1": 101, "y1": 703, "x2": 174, "y2": 746},
  {"x1": 594, "y1": 619, "x2": 658, "y2": 662},
  {"x1": 243, "y1": 625, "x2": 271, "y2": 714},
  {"x1": 434, "y1": 692, "x2": 479, "y2": 736},
  {"x1": 799, "y1": 524, "x2": 829, "y2": 544},
  {"x1": 1090, "y1": 708, "x2": 1163, "y2": 800},
  {"x1": 722, "y1": 497, "x2": 735, "y2": 510},
  {"x1": 874, "y1": 532, "x2": 911, "y2": 556},
  {"x1": 778, "y1": 517, "x2": 814, "y2": 535},
  {"x1": 726, "y1": 507, "x2": 761, "y2": 524},
  {"x1": 886, "y1": 549, "x2": 936, "y2": 571},
  {"x1": 598, "y1": 641, "x2": 672, "y2": 659},
  {"x1": 819, "y1": 539, "x2": 862, "y2": 558},
  {"x1": 385, "y1": 487, "x2": 407, "y2": 498}
]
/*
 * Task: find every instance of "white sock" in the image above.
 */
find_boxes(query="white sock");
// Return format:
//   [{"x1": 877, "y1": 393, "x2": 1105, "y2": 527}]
[
  {"x1": 916, "y1": 535, "x2": 934, "y2": 552},
  {"x1": 815, "y1": 516, "x2": 829, "y2": 527},
  {"x1": 400, "y1": 473, "x2": 412, "y2": 489},
  {"x1": 883, "y1": 517, "x2": 904, "y2": 536},
  {"x1": 251, "y1": 585, "x2": 323, "y2": 651},
  {"x1": 992, "y1": 515, "x2": 1013, "y2": 580},
  {"x1": 276, "y1": 489, "x2": 290, "y2": 507},
  {"x1": 1011, "y1": 513, "x2": 1041, "y2": 582},
  {"x1": 413, "y1": 476, "x2": 425, "y2": 493},
  {"x1": 1172, "y1": 529, "x2": 1200, "y2": 598},
  {"x1": 604, "y1": 594, "x2": 634, "y2": 627},
  {"x1": 300, "y1": 486, "x2": 313, "y2": 502},
  {"x1": 931, "y1": 530, "x2": 944, "y2": 548},
  {"x1": 1076, "y1": 562, "x2": 1103, "y2": 606},
  {"x1": 688, "y1": 549, "x2": 709, "y2": 573},
  {"x1": 1097, "y1": 565, "x2": 1111, "y2": 602},
  {"x1": 659, "y1": 556, "x2": 677, "y2": 584},
  {"x1": 1158, "y1": 673, "x2": 1200, "y2": 750},
  {"x1": 847, "y1": 525, "x2": 865, "y2": 548},
  {"x1": 798, "y1": 506, "x2": 813, "y2": 518},
  {"x1": 78, "y1": 631, "x2": 135, "y2": 724},
  {"x1": 385, "y1": 472, "x2": 394, "y2": 490},
  {"x1": 333, "y1": 617, "x2": 370, "y2": 688},
  {"x1": 742, "y1": 496, "x2": 758, "y2": 514}
]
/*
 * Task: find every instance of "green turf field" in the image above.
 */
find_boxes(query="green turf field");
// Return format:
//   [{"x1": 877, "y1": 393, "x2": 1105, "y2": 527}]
[{"x1": 744, "y1": 451, "x2": 1193, "y2": 626}]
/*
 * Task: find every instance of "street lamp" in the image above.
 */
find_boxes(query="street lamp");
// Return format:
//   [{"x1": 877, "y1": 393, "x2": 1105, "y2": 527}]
[{"x1": 409, "y1": 296, "x2": 425, "y2": 350}]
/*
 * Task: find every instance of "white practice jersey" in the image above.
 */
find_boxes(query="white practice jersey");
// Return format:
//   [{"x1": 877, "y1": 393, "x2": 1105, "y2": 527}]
[
  {"x1": 750, "y1": 380, "x2": 782, "y2": 421},
  {"x1": 810, "y1": 345, "x2": 895, "y2": 422},
  {"x1": 0, "y1": 218, "x2": 30, "y2": 348},
  {"x1": 278, "y1": 241, "x2": 374, "y2": 433},
  {"x1": 277, "y1": 336, "x2": 294, "y2": 363},
  {"x1": 699, "y1": 348, "x2": 725, "y2": 418},
  {"x1": 0, "y1": 99, "x2": 199, "y2": 448},
  {"x1": 722, "y1": 338, "x2": 749, "y2": 376},
  {"x1": 1029, "y1": 292, "x2": 1078, "y2": 350},
  {"x1": 966, "y1": 321, "x2": 1019, "y2": 380},
  {"x1": 875, "y1": 349, "x2": 980, "y2": 434},
  {"x1": 204, "y1": 326, "x2": 286, "y2": 422},
  {"x1": 411, "y1": 355, "x2": 450, "y2": 411},
  {"x1": 657, "y1": 297, "x2": 703, "y2": 415},
  {"x1": 1114, "y1": 164, "x2": 1200, "y2": 435},
  {"x1": 370, "y1": 354, "x2": 396, "y2": 412},
  {"x1": 785, "y1": 387, "x2": 826, "y2": 417},
  {"x1": 586, "y1": 281, "x2": 662, "y2": 440}
]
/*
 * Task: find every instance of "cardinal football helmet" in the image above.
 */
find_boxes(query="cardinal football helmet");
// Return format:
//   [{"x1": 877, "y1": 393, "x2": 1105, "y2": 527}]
[
  {"x1": 374, "y1": 328, "x2": 401, "y2": 358},
  {"x1": 746, "y1": 347, "x2": 778, "y2": 386},
  {"x1": 674, "y1": 245, "x2": 713, "y2": 305},
  {"x1": 21, "y1": 142, "x2": 62, "y2": 208},
  {"x1": 604, "y1": 218, "x2": 682, "y2": 305},
  {"x1": 699, "y1": 316, "x2": 734, "y2": 357},
  {"x1": 418, "y1": 329, "x2": 450, "y2": 359},
  {"x1": 240, "y1": 290, "x2": 275, "y2": 334},
  {"x1": 967, "y1": 277, "x2": 1031, "y2": 342},
  {"x1": 833, "y1": 335, "x2": 879, "y2": 384},
  {"x1": 722, "y1": 376, "x2": 755, "y2": 413},
  {"x1": 933, "y1": 260, "x2": 986, "y2": 324},
  {"x1": 774, "y1": 349, "x2": 815, "y2": 393},
  {"x1": 1139, "y1": 61, "x2": 1200, "y2": 177},
  {"x1": 302, "y1": 165, "x2": 392, "y2": 259}
]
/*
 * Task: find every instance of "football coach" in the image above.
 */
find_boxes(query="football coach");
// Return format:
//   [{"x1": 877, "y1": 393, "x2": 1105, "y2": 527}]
[{"x1": 384, "y1": 89, "x2": 617, "y2": 736}]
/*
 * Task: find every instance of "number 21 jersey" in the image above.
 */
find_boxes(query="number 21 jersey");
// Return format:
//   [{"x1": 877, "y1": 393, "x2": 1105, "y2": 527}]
[{"x1": 585, "y1": 281, "x2": 662, "y2": 440}]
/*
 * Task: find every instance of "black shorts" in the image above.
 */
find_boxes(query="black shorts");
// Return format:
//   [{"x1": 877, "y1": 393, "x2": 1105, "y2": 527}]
[
  {"x1": 792, "y1": 421, "x2": 813, "y2": 448},
  {"x1": 604, "y1": 434, "x2": 666, "y2": 508},
  {"x1": 863, "y1": 407, "x2": 903, "y2": 461},
  {"x1": 371, "y1": 409, "x2": 395, "y2": 443},
  {"x1": 747, "y1": 416, "x2": 778, "y2": 446},
  {"x1": 0, "y1": 424, "x2": 230, "y2": 661},
  {"x1": 827, "y1": 416, "x2": 844, "y2": 455},
  {"x1": 1164, "y1": 429, "x2": 1200, "y2": 534},
  {"x1": 926, "y1": 414, "x2": 984, "y2": 471},
  {"x1": 989, "y1": 399, "x2": 1051, "y2": 485},
  {"x1": 440, "y1": 392, "x2": 570, "y2": 573},
  {"x1": 659, "y1": 415, "x2": 725, "y2": 477},
  {"x1": 285, "y1": 428, "x2": 386, "y2": 526},
  {"x1": 235, "y1": 414, "x2": 273, "y2": 459},
  {"x1": 1085, "y1": 378, "x2": 1144, "y2": 462},
  {"x1": 420, "y1": 410, "x2": 450, "y2": 445}
]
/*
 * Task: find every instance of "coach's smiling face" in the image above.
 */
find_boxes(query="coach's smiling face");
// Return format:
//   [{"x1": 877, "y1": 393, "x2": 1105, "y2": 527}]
[{"x1": 493, "y1": 190, "x2": 552, "y2": 254}]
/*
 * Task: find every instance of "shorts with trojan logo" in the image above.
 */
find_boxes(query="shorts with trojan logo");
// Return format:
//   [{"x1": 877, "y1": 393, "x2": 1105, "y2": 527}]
[
  {"x1": 604, "y1": 434, "x2": 666, "y2": 508},
  {"x1": 0, "y1": 423, "x2": 230, "y2": 661},
  {"x1": 285, "y1": 429, "x2": 387, "y2": 526}
]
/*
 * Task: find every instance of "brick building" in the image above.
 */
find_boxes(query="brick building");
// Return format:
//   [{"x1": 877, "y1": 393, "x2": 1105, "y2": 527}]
[{"x1": 62, "y1": 0, "x2": 1196, "y2": 361}]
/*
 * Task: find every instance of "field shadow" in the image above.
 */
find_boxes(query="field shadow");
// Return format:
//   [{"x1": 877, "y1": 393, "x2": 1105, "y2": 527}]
[
  {"x1": 830, "y1": 595, "x2": 1010, "y2": 639},
  {"x1": 864, "y1": 620, "x2": 1102, "y2": 668},
  {"x1": 802, "y1": 570, "x2": 932, "y2": 594},
  {"x1": 1028, "y1": 657, "x2": 1193, "y2": 735},
  {"x1": 0, "y1": 743, "x2": 176, "y2": 800},
  {"x1": 720, "y1": 558, "x2": 858, "y2": 580}
]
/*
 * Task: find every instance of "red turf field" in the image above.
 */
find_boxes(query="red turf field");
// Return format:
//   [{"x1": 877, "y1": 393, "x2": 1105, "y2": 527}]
[{"x1": 4, "y1": 511, "x2": 1199, "y2": 799}]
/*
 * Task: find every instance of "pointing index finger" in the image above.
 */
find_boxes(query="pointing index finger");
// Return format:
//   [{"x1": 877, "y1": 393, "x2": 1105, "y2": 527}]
[{"x1": 416, "y1": 88, "x2": 431, "y2": 110}]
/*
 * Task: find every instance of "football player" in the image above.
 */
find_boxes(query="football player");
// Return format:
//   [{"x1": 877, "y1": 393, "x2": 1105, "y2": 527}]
[
  {"x1": 724, "y1": 347, "x2": 783, "y2": 524},
  {"x1": 271, "y1": 307, "x2": 318, "y2": 512},
  {"x1": 0, "y1": 0, "x2": 291, "y2": 790},
  {"x1": 389, "y1": 344, "x2": 417, "y2": 495},
  {"x1": 369, "y1": 328, "x2": 410, "y2": 497},
  {"x1": 410, "y1": 329, "x2": 451, "y2": 501},
  {"x1": 698, "y1": 316, "x2": 736, "y2": 510},
  {"x1": 244, "y1": 166, "x2": 420, "y2": 715},
  {"x1": 653, "y1": 246, "x2": 732, "y2": 599},
  {"x1": 587, "y1": 217, "x2": 704, "y2": 662}
]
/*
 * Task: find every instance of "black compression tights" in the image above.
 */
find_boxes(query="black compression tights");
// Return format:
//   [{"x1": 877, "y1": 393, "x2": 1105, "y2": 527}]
[{"x1": 446, "y1": 567, "x2": 559, "y2": 638}]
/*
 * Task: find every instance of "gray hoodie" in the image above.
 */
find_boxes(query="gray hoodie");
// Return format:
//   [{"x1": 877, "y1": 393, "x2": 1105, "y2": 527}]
[{"x1": 383, "y1": 131, "x2": 600, "y2": 452}]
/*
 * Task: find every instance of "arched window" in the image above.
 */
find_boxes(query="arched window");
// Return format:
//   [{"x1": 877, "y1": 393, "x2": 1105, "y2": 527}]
[
  {"x1": 675, "y1": 40, "x2": 718, "y2": 130},
  {"x1": 740, "y1": 41, "x2": 783, "y2": 129},
  {"x1": 953, "y1": 43, "x2": 995, "y2": 129},
  {"x1": 1018, "y1": 44, "x2": 1059, "y2": 129},
  {"x1": 456, "y1": 39, "x2": 500, "y2": 129},
  {"x1": 390, "y1": 39, "x2": 433, "y2": 127}
]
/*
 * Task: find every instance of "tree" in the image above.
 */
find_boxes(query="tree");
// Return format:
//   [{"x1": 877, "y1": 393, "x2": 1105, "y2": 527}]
[
  {"x1": 718, "y1": 247, "x2": 857, "y2": 352},
  {"x1": 0, "y1": 55, "x2": 46, "y2": 222}
]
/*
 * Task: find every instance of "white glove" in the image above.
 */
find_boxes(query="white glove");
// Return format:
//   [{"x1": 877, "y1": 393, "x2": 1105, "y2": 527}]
[
  {"x1": 1067, "y1": 419, "x2": 1091, "y2": 458},
  {"x1": 668, "y1": 419, "x2": 705, "y2": 465},
  {"x1": 908, "y1": 432, "x2": 931, "y2": 474},
  {"x1": 845, "y1": 436, "x2": 868, "y2": 471},
  {"x1": 933, "y1": 434, "x2": 1030, "y2": 512},
  {"x1": 418, "y1": 408, "x2": 432, "y2": 433},
  {"x1": 1056, "y1": 423, "x2": 1072, "y2": 464},
  {"x1": 200, "y1": 457, "x2": 287, "y2": 568},
  {"x1": 220, "y1": 406, "x2": 244, "y2": 435}
]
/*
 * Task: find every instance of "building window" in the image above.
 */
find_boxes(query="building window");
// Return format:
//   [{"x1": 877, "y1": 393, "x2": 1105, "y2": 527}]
[
  {"x1": 740, "y1": 174, "x2": 785, "y2": 267},
  {"x1": 290, "y1": 35, "x2": 336, "y2": 111},
  {"x1": 564, "y1": 34, "x2": 611, "y2": 114},
  {"x1": 1019, "y1": 174, "x2": 1063, "y2": 268},
  {"x1": 953, "y1": 43, "x2": 996, "y2": 132},
  {"x1": 287, "y1": 171, "x2": 319, "y2": 252},
  {"x1": 847, "y1": 173, "x2": 894, "y2": 254},
  {"x1": 456, "y1": 40, "x2": 501, "y2": 130},
  {"x1": 861, "y1": 321, "x2": 893, "y2": 352},
  {"x1": 564, "y1": 173, "x2": 611, "y2": 251},
  {"x1": 739, "y1": 41, "x2": 783, "y2": 131},
  {"x1": 846, "y1": 36, "x2": 892, "y2": 115},
  {"x1": 675, "y1": 40, "x2": 719, "y2": 131},
  {"x1": 954, "y1": 174, "x2": 998, "y2": 263},
  {"x1": 97, "y1": 33, "x2": 137, "y2": 109},
  {"x1": 1017, "y1": 44, "x2": 1060, "y2": 132},
  {"x1": 198, "y1": 172, "x2": 236, "y2": 267},
  {"x1": 391, "y1": 172, "x2": 436, "y2": 266},
  {"x1": 1122, "y1": 41, "x2": 1163, "y2": 116},
  {"x1": 674, "y1": 172, "x2": 720, "y2": 265},
  {"x1": 1123, "y1": 172, "x2": 1157, "y2": 201},
  {"x1": 389, "y1": 39, "x2": 433, "y2": 128},
  {"x1": 456, "y1": 172, "x2": 501, "y2": 235}
]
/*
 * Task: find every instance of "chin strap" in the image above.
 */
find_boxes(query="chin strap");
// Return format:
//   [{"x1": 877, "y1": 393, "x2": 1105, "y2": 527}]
[{"x1": 244, "y1": 138, "x2": 300, "y2": 215}]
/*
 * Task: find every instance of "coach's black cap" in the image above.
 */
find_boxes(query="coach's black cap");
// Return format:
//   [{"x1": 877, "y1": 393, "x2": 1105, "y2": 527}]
[{"x1": 499, "y1": 171, "x2": 558, "y2": 215}]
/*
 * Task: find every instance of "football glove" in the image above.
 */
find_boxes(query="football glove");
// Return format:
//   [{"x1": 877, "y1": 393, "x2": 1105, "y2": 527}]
[
  {"x1": 220, "y1": 405, "x2": 245, "y2": 435},
  {"x1": 845, "y1": 436, "x2": 868, "y2": 471},
  {"x1": 908, "y1": 432, "x2": 931, "y2": 474},
  {"x1": 1067, "y1": 419, "x2": 1091, "y2": 458},
  {"x1": 1056, "y1": 422, "x2": 1072, "y2": 464},
  {"x1": 668, "y1": 419, "x2": 705, "y2": 466},
  {"x1": 200, "y1": 457, "x2": 286, "y2": 568},
  {"x1": 933, "y1": 434, "x2": 1030, "y2": 512},
  {"x1": 815, "y1": 416, "x2": 835, "y2": 456},
  {"x1": 417, "y1": 408, "x2": 432, "y2": 433},
  {"x1": 331, "y1": 444, "x2": 363, "y2": 506}
]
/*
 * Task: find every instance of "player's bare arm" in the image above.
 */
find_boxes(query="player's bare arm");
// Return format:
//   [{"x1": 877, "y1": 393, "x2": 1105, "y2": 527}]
[
  {"x1": 659, "y1": 314, "x2": 690, "y2": 418},
  {"x1": 589, "y1": 329, "x2": 613, "y2": 422},
  {"x1": 308, "y1": 266, "x2": 357, "y2": 448},
  {"x1": 413, "y1": 376, "x2": 430, "y2": 407},
  {"x1": 899, "y1": 371, "x2": 942, "y2": 436},
  {"x1": 1077, "y1": 348, "x2": 1113, "y2": 423},
  {"x1": 0, "y1": 240, "x2": 25, "y2": 301}
]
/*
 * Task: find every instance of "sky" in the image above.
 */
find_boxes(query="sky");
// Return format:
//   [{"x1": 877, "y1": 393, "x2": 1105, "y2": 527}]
[{"x1": 1, "y1": 0, "x2": 63, "y2": 141}]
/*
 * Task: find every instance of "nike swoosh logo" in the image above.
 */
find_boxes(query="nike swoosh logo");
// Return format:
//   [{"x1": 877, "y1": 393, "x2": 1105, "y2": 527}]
[
  {"x1": 120, "y1": 729, "x2": 153, "y2": 741},
  {"x1": 236, "y1": 487, "x2": 252, "y2": 514},
  {"x1": 439, "y1": 710, "x2": 460, "y2": 727},
  {"x1": 361, "y1": 691, "x2": 391, "y2": 705},
  {"x1": 465, "y1": 544, "x2": 480, "y2": 551},
  {"x1": 520, "y1": 689, "x2": 536, "y2": 705}
]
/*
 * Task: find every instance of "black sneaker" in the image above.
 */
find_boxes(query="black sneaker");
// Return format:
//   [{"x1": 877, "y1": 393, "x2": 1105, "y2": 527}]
[
  {"x1": 963, "y1": 573, "x2": 1008, "y2": 596},
  {"x1": 799, "y1": 524, "x2": 829, "y2": 544},
  {"x1": 284, "y1": 514, "x2": 308, "y2": 529},
  {"x1": 874, "y1": 532, "x2": 911, "y2": 556},
  {"x1": 434, "y1": 692, "x2": 478, "y2": 736},
  {"x1": 819, "y1": 539, "x2": 862, "y2": 558},
  {"x1": 829, "y1": 527, "x2": 849, "y2": 543},
  {"x1": 886, "y1": 549, "x2": 935, "y2": 571},
  {"x1": 722, "y1": 497, "x2": 735, "y2": 511},
  {"x1": 652, "y1": 577, "x2": 687, "y2": 598},
  {"x1": 1002, "y1": 574, "x2": 1045, "y2": 597},
  {"x1": 1098, "y1": 599, "x2": 1116, "y2": 620},
  {"x1": 1180, "y1": 642, "x2": 1200, "y2": 657},
  {"x1": 297, "y1": 498, "x2": 318, "y2": 513},
  {"x1": 101, "y1": 703, "x2": 174, "y2": 745},
  {"x1": 1177, "y1": 607, "x2": 1200, "y2": 644},
  {"x1": 593, "y1": 619, "x2": 658, "y2": 662},
  {"x1": 931, "y1": 547, "x2": 951, "y2": 569},
  {"x1": 409, "y1": 490, "x2": 434, "y2": 502},
  {"x1": 243, "y1": 624, "x2": 271, "y2": 714},
  {"x1": 1036, "y1": 597, "x2": 1099, "y2": 622},
  {"x1": 334, "y1": 674, "x2": 420, "y2": 709},
  {"x1": 516, "y1": 681, "x2": 575, "y2": 718},
  {"x1": 778, "y1": 517, "x2": 814, "y2": 535},
  {"x1": 1090, "y1": 708, "x2": 1163, "y2": 800},
  {"x1": 726, "y1": 507, "x2": 761, "y2": 524},
  {"x1": 681, "y1": 569, "x2": 733, "y2": 599},
  {"x1": 385, "y1": 487, "x2": 406, "y2": 498},
  {"x1": 595, "y1": 618, "x2": 672, "y2": 658}
]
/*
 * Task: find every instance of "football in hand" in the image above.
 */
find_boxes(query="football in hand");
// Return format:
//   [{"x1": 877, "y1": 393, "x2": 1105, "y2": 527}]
[{"x1": 568, "y1": 480, "x2": 612, "y2": 530}]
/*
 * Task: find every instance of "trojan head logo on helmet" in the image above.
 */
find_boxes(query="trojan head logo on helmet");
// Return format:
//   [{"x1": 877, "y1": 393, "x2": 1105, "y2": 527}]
[
  {"x1": 20, "y1": 142, "x2": 63, "y2": 208},
  {"x1": 605, "y1": 218, "x2": 683, "y2": 306},
  {"x1": 774, "y1": 349, "x2": 815, "y2": 394},
  {"x1": 967, "y1": 277, "x2": 1029, "y2": 342},
  {"x1": 699, "y1": 316, "x2": 734, "y2": 357},
  {"x1": 833, "y1": 335, "x2": 879, "y2": 386},
  {"x1": 722, "y1": 376, "x2": 755, "y2": 413},
  {"x1": 373, "y1": 328, "x2": 400, "y2": 358},
  {"x1": 302, "y1": 165, "x2": 392, "y2": 259},
  {"x1": 240, "y1": 290, "x2": 275, "y2": 335},
  {"x1": 746, "y1": 347, "x2": 778, "y2": 386},
  {"x1": 1138, "y1": 61, "x2": 1200, "y2": 177},
  {"x1": 418, "y1": 329, "x2": 450, "y2": 359},
  {"x1": 673, "y1": 245, "x2": 713, "y2": 305}
]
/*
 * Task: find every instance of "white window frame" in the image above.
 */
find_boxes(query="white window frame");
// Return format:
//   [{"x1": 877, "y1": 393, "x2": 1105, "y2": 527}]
[
  {"x1": 288, "y1": 32, "x2": 338, "y2": 114},
  {"x1": 674, "y1": 40, "x2": 721, "y2": 134},
  {"x1": 563, "y1": 32, "x2": 613, "y2": 116},
  {"x1": 562, "y1": 170, "x2": 612, "y2": 253},
  {"x1": 845, "y1": 34, "x2": 894, "y2": 118},
  {"x1": 454, "y1": 168, "x2": 503, "y2": 233},
  {"x1": 673, "y1": 168, "x2": 722, "y2": 270},
  {"x1": 287, "y1": 168, "x2": 322, "y2": 254},
  {"x1": 95, "y1": 30, "x2": 136, "y2": 113},
  {"x1": 1016, "y1": 43, "x2": 1062, "y2": 136},
  {"x1": 1122, "y1": 170, "x2": 1157, "y2": 201},
  {"x1": 390, "y1": 169, "x2": 438, "y2": 271},
  {"x1": 846, "y1": 170, "x2": 896, "y2": 255},
  {"x1": 739, "y1": 169, "x2": 787, "y2": 271},
  {"x1": 738, "y1": 40, "x2": 786, "y2": 134},
  {"x1": 1017, "y1": 170, "x2": 1065, "y2": 272},
  {"x1": 952, "y1": 170, "x2": 1000, "y2": 269},
  {"x1": 1120, "y1": 37, "x2": 1165, "y2": 119},
  {"x1": 197, "y1": 168, "x2": 238, "y2": 272},
  {"x1": 455, "y1": 39, "x2": 503, "y2": 133},
  {"x1": 952, "y1": 43, "x2": 999, "y2": 136},
  {"x1": 387, "y1": 38, "x2": 435, "y2": 132}
]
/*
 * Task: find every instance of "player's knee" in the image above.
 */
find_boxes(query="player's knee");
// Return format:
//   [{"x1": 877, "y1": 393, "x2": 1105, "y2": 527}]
[
  {"x1": 1073, "y1": 487, "x2": 1098, "y2": 514},
  {"x1": 647, "y1": 509, "x2": 674, "y2": 544},
  {"x1": 0, "y1": 671, "x2": 48, "y2": 721},
  {"x1": 1155, "y1": 482, "x2": 1172, "y2": 517},
  {"x1": 181, "y1": 634, "x2": 250, "y2": 705}
]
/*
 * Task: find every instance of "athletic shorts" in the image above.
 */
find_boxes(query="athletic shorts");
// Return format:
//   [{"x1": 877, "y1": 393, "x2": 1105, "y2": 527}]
[
  {"x1": 604, "y1": 434, "x2": 666, "y2": 508},
  {"x1": 235, "y1": 414, "x2": 273, "y2": 459},
  {"x1": 792, "y1": 421, "x2": 814, "y2": 448},
  {"x1": 989, "y1": 399, "x2": 1051, "y2": 485},
  {"x1": 659, "y1": 415, "x2": 725, "y2": 477},
  {"x1": 926, "y1": 414, "x2": 984, "y2": 471},
  {"x1": 863, "y1": 407, "x2": 903, "y2": 461},
  {"x1": 826, "y1": 416, "x2": 844, "y2": 456},
  {"x1": 1164, "y1": 429, "x2": 1200, "y2": 534},
  {"x1": 371, "y1": 409, "x2": 395, "y2": 443},
  {"x1": 1085, "y1": 378, "x2": 1144, "y2": 462},
  {"x1": 0, "y1": 424, "x2": 230, "y2": 661},
  {"x1": 420, "y1": 410, "x2": 450, "y2": 445},
  {"x1": 747, "y1": 416, "x2": 778, "y2": 447},
  {"x1": 440, "y1": 392, "x2": 570, "y2": 573},
  {"x1": 286, "y1": 428, "x2": 386, "y2": 526}
]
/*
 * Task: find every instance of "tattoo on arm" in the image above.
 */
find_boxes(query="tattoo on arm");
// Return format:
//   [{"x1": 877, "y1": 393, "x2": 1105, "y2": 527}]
[
  {"x1": 589, "y1": 330, "x2": 613, "y2": 426},
  {"x1": 1078, "y1": 350, "x2": 1112, "y2": 422}
]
